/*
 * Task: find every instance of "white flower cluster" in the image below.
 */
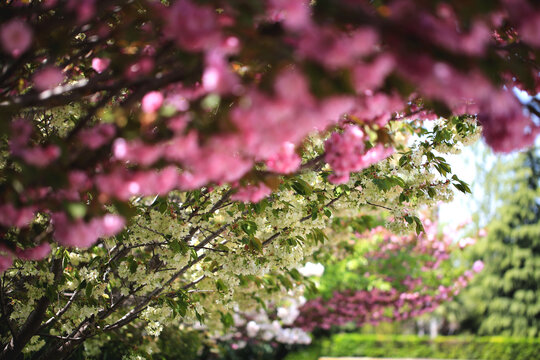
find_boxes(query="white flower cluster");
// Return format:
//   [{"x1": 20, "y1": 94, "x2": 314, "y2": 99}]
[{"x1": 219, "y1": 290, "x2": 311, "y2": 347}]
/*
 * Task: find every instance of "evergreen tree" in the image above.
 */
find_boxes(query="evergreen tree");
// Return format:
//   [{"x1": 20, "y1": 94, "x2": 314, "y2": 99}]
[{"x1": 473, "y1": 150, "x2": 540, "y2": 336}]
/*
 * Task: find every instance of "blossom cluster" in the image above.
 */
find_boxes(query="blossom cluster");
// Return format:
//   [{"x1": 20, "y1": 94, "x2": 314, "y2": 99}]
[{"x1": 294, "y1": 217, "x2": 485, "y2": 332}]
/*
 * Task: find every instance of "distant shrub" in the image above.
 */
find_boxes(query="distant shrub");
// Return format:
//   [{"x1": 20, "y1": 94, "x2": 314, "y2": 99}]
[{"x1": 284, "y1": 334, "x2": 540, "y2": 360}]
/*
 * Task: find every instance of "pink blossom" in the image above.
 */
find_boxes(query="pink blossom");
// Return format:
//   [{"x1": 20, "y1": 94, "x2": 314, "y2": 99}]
[
  {"x1": 0, "y1": 204, "x2": 35, "y2": 227},
  {"x1": 325, "y1": 124, "x2": 366, "y2": 173},
  {"x1": 519, "y1": 12, "x2": 540, "y2": 47},
  {"x1": 325, "y1": 125, "x2": 394, "y2": 183},
  {"x1": 95, "y1": 214, "x2": 125, "y2": 237},
  {"x1": 503, "y1": 0, "x2": 540, "y2": 47},
  {"x1": 53, "y1": 213, "x2": 98, "y2": 248},
  {"x1": 353, "y1": 55, "x2": 395, "y2": 92},
  {"x1": 68, "y1": 171, "x2": 91, "y2": 191},
  {"x1": 164, "y1": 131, "x2": 199, "y2": 163},
  {"x1": 16, "y1": 242, "x2": 51, "y2": 260},
  {"x1": 0, "y1": 19, "x2": 33, "y2": 57},
  {"x1": 164, "y1": 0, "x2": 221, "y2": 51},
  {"x1": 327, "y1": 173, "x2": 350, "y2": 185},
  {"x1": 479, "y1": 91, "x2": 537, "y2": 153},
  {"x1": 18, "y1": 145, "x2": 61, "y2": 167},
  {"x1": 53, "y1": 213, "x2": 125, "y2": 248},
  {"x1": 177, "y1": 171, "x2": 207, "y2": 191},
  {"x1": 350, "y1": 93, "x2": 404, "y2": 126},
  {"x1": 472, "y1": 260, "x2": 484, "y2": 273},
  {"x1": 124, "y1": 57, "x2": 154, "y2": 79},
  {"x1": 33, "y1": 66, "x2": 64, "y2": 91},
  {"x1": 0, "y1": 255, "x2": 13, "y2": 273},
  {"x1": 181, "y1": 135, "x2": 253, "y2": 185},
  {"x1": 42, "y1": 0, "x2": 58, "y2": 9},
  {"x1": 91, "y1": 57, "x2": 110, "y2": 73},
  {"x1": 9, "y1": 118, "x2": 33, "y2": 147},
  {"x1": 202, "y1": 50, "x2": 240, "y2": 94},
  {"x1": 113, "y1": 138, "x2": 163, "y2": 166},
  {"x1": 267, "y1": 0, "x2": 311, "y2": 31},
  {"x1": 141, "y1": 91, "x2": 164, "y2": 113},
  {"x1": 297, "y1": 26, "x2": 378, "y2": 69},
  {"x1": 232, "y1": 70, "x2": 347, "y2": 160},
  {"x1": 67, "y1": 0, "x2": 96, "y2": 24},
  {"x1": 96, "y1": 167, "x2": 180, "y2": 200},
  {"x1": 266, "y1": 142, "x2": 301, "y2": 174},
  {"x1": 167, "y1": 115, "x2": 190, "y2": 133},
  {"x1": 231, "y1": 183, "x2": 272, "y2": 203},
  {"x1": 78, "y1": 124, "x2": 115, "y2": 149}
]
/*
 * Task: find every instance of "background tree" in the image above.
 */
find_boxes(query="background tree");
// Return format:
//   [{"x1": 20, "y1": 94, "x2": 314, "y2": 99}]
[
  {"x1": 474, "y1": 149, "x2": 540, "y2": 336},
  {"x1": 444, "y1": 149, "x2": 540, "y2": 336}
]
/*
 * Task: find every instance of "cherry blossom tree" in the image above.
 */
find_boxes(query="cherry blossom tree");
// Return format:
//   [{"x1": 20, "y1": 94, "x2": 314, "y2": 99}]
[
  {"x1": 0, "y1": 0, "x2": 538, "y2": 358},
  {"x1": 294, "y1": 215, "x2": 485, "y2": 333}
]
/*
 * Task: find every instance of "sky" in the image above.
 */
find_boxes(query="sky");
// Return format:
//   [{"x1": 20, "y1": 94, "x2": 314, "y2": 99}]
[
  {"x1": 438, "y1": 145, "x2": 480, "y2": 227},
  {"x1": 438, "y1": 88, "x2": 537, "y2": 228}
]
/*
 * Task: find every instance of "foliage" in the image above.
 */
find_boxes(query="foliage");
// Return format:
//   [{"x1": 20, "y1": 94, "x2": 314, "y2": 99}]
[
  {"x1": 283, "y1": 334, "x2": 540, "y2": 360},
  {"x1": 65, "y1": 326, "x2": 207, "y2": 360},
  {"x1": 0, "y1": 0, "x2": 538, "y2": 358},
  {"x1": 195, "y1": 211, "x2": 482, "y2": 360},
  {"x1": 448, "y1": 149, "x2": 540, "y2": 337},
  {"x1": 294, "y1": 213, "x2": 483, "y2": 333}
]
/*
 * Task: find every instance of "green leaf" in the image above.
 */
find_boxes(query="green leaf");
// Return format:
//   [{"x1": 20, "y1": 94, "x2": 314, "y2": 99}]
[
  {"x1": 85, "y1": 282, "x2": 93, "y2": 299},
  {"x1": 176, "y1": 297, "x2": 188, "y2": 317},
  {"x1": 278, "y1": 275, "x2": 293, "y2": 290},
  {"x1": 66, "y1": 202, "x2": 87, "y2": 220},
  {"x1": 310, "y1": 228, "x2": 326, "y2": 245},
  {"x1": 169, "y1": 239, "x2": 188, "y2": 254},
  {"x1": 190, "y1": 248, "x2": 198, "y2": 262},
  {"x1": 289, "y1": 268, "x2": 303, "y2": 281},
  {"x1": 250, "y1": 237, "x2": 262, "y2": 252},
  {"x1": 324, "y1": 207, "x2": 332, "y2": 218},
  {"x1": 373, "y1": 178, "x2": 391, "y2": 191},
  {"x1": 240, "y1": 221, "x2": 258, "y2": 236},
  {"x1": 220, "y1": 312, "x2": 234, "y2": 328},
  {"x1": 413, "y1": 216, "x2": 425, "y2": 234},
  {"x1": 453, "y1": 180, "x2": 472, "y2": 194},
  {"x1": 195, "y1": 309, "x2": 204, "y2": 323},
  {"x1": 399, "y1": 155, "x2": 410, "y2": 167},
  {"x1": 254, "y1": 296, "x2": 268, "y2": 312},
  {"x1": 399, "y1": 193, "x2": 408, "y2": 203},
  {"x1": 127, "y1": 257, "x2": 138, "y2": 274},
  {"x1": 215, "y1": 279, "x2": 228, "y2": 292},
  {"x1": 291, "y1": 179, "x2": 313, "y2": 196}
]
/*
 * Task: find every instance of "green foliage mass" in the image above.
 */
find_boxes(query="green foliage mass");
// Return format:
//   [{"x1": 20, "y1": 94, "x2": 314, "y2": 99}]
[
  {"x1": 461, "y1": 149, "x2": 540, "y2": 336},
  {"x1": 283, "y1": 334, "x2": 540, "y2": 360}
]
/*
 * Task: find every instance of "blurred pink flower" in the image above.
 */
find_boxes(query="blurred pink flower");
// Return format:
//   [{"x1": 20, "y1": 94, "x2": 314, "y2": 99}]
[
  {"x1": 78, "y1": 124, "x2": 116, "y2": 149},
  {"x1": 16, "y1": 242, "x2": 51, "y2": 261},
  {"x1": 231, "y1": 183, "x2": 272, "y2": 203},
  {"x1": 53, "y1": 213, "x2": 125, "y2": 248},
  {"x1": 141, "y1": 91, "x2": 164, "y2": 113},
  {"x1": 0, "y1": 255, "x2": 13, "y2": 273},
  {"x1": 33, "y1": 66, "x2": 64, "y2": 91},
  {"x1": 472, "y1": 260, "x2": 484, "y2": 273},
  {"x1": 0, "y1": 204, "x2": 35, "y2": 228},
  {"x1": 91, "y1": 57, "x2": 110, "y2": 73},
  {"x1": 164, "y1": 0, "x2": 221, "y2": 51},
  {"x1": 0, "y1": 19, "x2": 32, "y2": 57},
  {"x1": 266, "y1": 142, "x2": 301, "y2": 174}
]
